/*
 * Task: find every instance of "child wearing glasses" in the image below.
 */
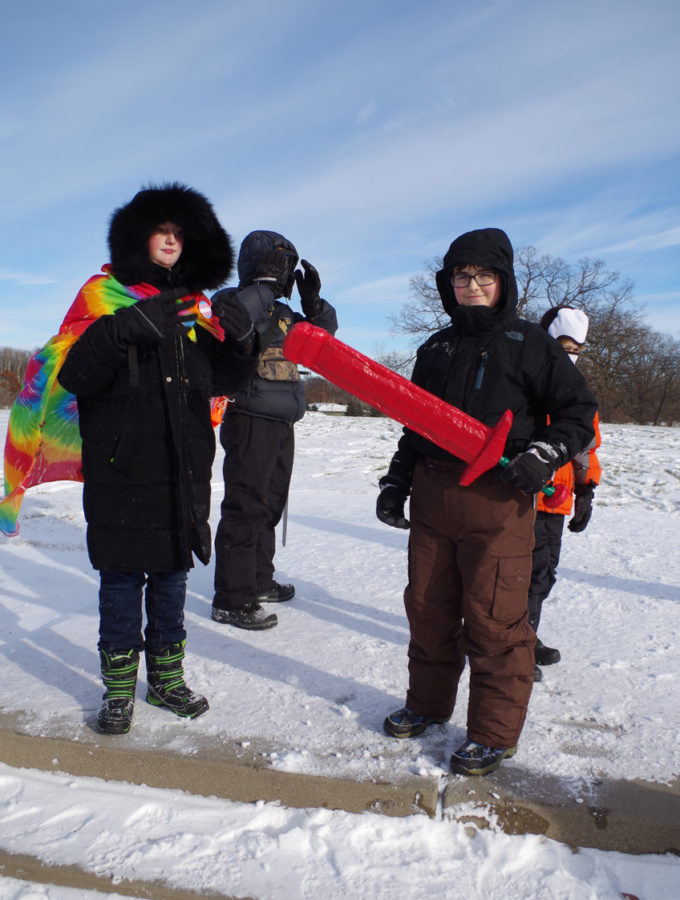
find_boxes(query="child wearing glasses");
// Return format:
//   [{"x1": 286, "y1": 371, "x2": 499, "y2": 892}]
[{"x1": 376, "y1": 227, "x2": 597, "y2": 775}]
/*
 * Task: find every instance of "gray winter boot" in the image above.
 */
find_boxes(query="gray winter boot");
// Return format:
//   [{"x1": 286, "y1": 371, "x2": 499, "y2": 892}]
[
  {"x1": 97, "y1": 649, "x2": 139, "y2": 735},
  {"x1": 145, "y1": 640, "x2": 209, "y2": 718}
]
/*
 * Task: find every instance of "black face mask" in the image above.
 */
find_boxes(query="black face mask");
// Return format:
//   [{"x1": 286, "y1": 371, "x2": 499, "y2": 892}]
[
  {"x1": 451, "y1": 301, "x2": 516, "y2": 336},
  {"x1": 280, "y1": 252, "x2": 298, "y2": 299},
  {"x1": 451, "y1": 304, "x2": 497, "y2": 336}
]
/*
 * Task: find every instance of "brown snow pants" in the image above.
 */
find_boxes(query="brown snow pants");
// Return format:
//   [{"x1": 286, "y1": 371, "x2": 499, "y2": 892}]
[{"x1": 404, "y1": 458, "x2": 536, "y2": 749}]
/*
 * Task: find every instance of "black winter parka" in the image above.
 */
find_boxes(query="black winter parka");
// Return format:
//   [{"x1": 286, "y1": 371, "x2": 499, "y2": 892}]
[
  {"x1": 57, "y1": 183, "x2": 257, "y2": 572},
  {"x1": 215, "y1": 230, "x2": 338, "y2": 424},
  {"x1": 386, "y1": 319, "x2": 597, "y2": 491},
  {"x1": 216, "y1": 283, "x2": 338, "y2": 423},
  {"x1": 58, "y1": 318, "x2": 257, "y2": 571},
  {"x1": 384, "y1": 228, "x2": 597, "y2": 491}
]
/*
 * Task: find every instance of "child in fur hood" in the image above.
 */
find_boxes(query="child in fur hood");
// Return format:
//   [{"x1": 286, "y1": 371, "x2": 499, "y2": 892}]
[
  {"x1": 529, "y1": 306, "x2": 602, "y2": 683},
  {"x1": 57, "y1": 182, "x2": 261, "y2": 735}
]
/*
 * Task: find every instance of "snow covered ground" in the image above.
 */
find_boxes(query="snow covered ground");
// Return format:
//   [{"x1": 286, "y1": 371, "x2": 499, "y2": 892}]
[{"x1": 1, "y1": 409, "x2": 679, "y2": 899}]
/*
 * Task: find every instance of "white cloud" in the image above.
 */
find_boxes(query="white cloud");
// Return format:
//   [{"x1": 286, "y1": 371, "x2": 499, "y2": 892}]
[
  {"x1": 598, "y1": 227, "x2": 680, "y2": 256},
  {"x1": 0, "y1": 268, "x2": 58, "y2": 287},
  {"x1": 335, "y1": 274, "x2": 413, "y2": 308}
]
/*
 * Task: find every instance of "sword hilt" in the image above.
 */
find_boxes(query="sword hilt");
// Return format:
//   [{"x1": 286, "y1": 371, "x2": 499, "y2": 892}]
[{"x1": 498, "y1": 456, "x2": 569, "y2": 508}]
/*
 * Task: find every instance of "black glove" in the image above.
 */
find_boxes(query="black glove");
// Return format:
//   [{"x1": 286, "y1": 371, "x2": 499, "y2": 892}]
[
  {"x1": 253, "y1": 248, "x2": 297, "y2": 298},
  {"x1": 212, "y1": 292, "x2": 255, "y2": 356},
  {"x1": 376, "y1": 483, "x2": 410, "y2": 529},
  {"x1": 112, "y1": 288, "x2": 194, "y2": 345},
  {"x1": 499, "y1": 442, "x2": 561, "y2": 494},
  {"x1": 295, "y1": 259, "x2": 323, "y2": 318},
  {"x1": 568, "y1": 483, "x2": 594, "y2": 533}
]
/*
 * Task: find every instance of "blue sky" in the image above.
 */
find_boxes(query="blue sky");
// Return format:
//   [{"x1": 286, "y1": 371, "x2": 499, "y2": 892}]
[{"x1": 1, "y1": 0, "x2": 679, "y2": 357}]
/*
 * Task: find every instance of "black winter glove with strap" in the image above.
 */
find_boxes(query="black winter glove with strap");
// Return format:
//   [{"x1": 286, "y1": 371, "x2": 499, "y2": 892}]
[
  {"x1": 295, "y1": 259, "x2": 323, "y2": 318},
  {"x1": 568, "y1": 483, "x2": 595, "y2": 532},
  {"x1": 376, "y1": 479, "x2": 410, "y2": 529},
  {"x1": 112, "y1": 288, "x2": 194, "y2": 346},
  {"x1": 212, "y1": 292, "x2": 256, "y2": 356},
  {"x1": 500, "y1": 441, "x2": 562, "y2": 494}
]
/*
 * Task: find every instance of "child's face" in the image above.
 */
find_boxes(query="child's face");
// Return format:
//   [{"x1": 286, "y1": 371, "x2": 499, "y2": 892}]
[
  {"x1": 558, "y1": 337, "x2": 582, "y2": 355},
  {"x1": 148, "y1": 222, "x2": 183, "y2": 269},
  {"x1": 558, "y1": 336, "x2": 583, "y2": 364},
  {"x1": 452, "y1": 265, "x2": 502, "y2": 308}
]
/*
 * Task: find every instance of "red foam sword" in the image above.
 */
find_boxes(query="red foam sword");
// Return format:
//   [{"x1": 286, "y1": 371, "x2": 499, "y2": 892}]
[{"x1": 283, "y1": 322, "x2": 566, "y2": 506}]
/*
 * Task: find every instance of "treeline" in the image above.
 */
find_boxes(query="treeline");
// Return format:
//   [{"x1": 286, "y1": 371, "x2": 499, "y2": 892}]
[
  {"x1": 390, "y1": 248, "x2": 680, "y2": 425},
  {"x1": 0, "y1": 343, "x2": 384, "y2": 417},
  {"x1": 0, "y1": 347, "x2": 33, "y2": 408},
  {"x1": 303, "y1": 376, "x2": 384, "y2": 417}
]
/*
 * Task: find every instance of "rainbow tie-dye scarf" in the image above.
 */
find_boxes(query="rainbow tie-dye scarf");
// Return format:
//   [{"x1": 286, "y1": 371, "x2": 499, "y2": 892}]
[{"x1": 0, "y1": 266, "x2": 222, "y2": 536}]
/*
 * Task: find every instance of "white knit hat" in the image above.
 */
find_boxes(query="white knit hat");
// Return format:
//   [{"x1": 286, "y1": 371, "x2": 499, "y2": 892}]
[{"x1": 548, "y1": 307, "x2": 589, "y2": 344}]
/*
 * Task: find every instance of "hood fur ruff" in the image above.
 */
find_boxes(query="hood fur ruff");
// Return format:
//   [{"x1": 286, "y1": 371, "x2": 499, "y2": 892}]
[{"x1": 108, "y1": 182, "x2": 233, "y2": 292}]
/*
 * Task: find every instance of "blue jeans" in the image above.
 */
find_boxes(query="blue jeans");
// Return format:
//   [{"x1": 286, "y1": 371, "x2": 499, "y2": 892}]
[{"x1": 98, "y1": 570, "x2": 187, "y2": 653}]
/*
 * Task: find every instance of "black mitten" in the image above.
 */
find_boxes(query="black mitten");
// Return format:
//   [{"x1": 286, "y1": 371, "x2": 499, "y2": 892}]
[
  {"x1": 112, "y1": 288, "x2": 194, "y2": 345},
  {"x1": 295, "y1": 259, "x2": 323, "y2": 318},
  {"x1": 568, "y1": 483, "x2": 594, "y2": 532},
  {"x1": 500, "y1": 442, "x2": 561, "y2": 494},
  {"x1": 212, "y1": 292, "x2": 255, "y2": 355},
  {"x1": 376, "y1": 482, "x2": 410, "y2": 529}
]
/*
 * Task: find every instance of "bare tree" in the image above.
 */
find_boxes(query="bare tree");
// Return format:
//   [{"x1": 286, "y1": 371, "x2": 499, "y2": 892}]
[
  {"x1": 391, "y1": 248, "x2": 637, "y2": 341},
  {"x1": 514, "y1": 246, "x2": 570, "y2": 318},
  {"x1": 389, "y1": 248, "x2": 678, "y2": 424},
  {"x1": 373, "y1": 344, "x2": 414, "y2": 377},
  {"x1": 582, "y1": 325, "x2": 680, "y2": 424},
  {"x1": 515, "y1": 249, "x2": 636, "y2": 323},
  {"x1": 389, "y1": 258, "x2": 446, "y2": 347}
]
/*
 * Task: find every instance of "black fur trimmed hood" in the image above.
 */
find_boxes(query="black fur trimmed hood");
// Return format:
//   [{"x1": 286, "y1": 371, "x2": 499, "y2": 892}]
[
  {"x1": 108, "y1": 182, "x2": 233, "y2": 291},
  {"x1": 435, "y1": 227, "x2": 518, "y2": 320}
]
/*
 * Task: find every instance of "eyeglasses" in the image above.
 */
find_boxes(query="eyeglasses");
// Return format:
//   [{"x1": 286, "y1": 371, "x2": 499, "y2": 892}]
[{"x1": 451, "y1": 271, "x2": 497, "y2": 288}]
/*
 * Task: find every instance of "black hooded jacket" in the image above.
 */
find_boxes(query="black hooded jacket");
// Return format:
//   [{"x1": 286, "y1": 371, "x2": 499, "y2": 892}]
[
  {"x1": 58, "y1": 184, "x2": 258, "y2": 572},
  {"x1": 384, "y1": 228, "x2": 597, "y2": 490},
  {"x1": 212, "y1": 230, "x2": 338, "y2": 423}
]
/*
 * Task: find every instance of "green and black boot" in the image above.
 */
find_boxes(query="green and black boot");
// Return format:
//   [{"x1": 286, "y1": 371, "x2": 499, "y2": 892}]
[
  {"x1": 97, "y1": 649, "x2": 139, "y2": 735},
  {"x1": 145, "y1": 641, "x2": 209, "y2": 718}
]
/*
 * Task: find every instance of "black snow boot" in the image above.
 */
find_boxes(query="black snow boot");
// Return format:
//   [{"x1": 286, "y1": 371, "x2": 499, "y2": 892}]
[
  {"x1": 535, "y1": 637, "x2": 561, "y2": 666},
  {"x1": 97, "y1": 649, "x2": 139, "y2": 735},
  {"x1": 257, "y1": 581, "x2": 295, "y2": 603},
  {"x1": 211, "y1": 601, "x2": 278, "y2": 630},
  {"x1": 450, "y1": 740, "x2": 517, "y2": 776},
  {"x1": 145, "y1": 641, "x2": 209, "y2": 718},
  {"x1": 383, "y1": 706, "x2": 449, "y2": 739}
]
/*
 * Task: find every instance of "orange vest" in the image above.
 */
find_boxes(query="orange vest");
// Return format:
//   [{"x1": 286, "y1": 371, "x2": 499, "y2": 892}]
[{"x1": 537, "y1": 413, "x2": 601, "y2": 515}]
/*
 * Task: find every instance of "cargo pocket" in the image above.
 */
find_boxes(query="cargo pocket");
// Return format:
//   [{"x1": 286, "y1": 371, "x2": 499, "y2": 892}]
[
  {"x1": 256, "y1": 347, "x2": 300, "y2": 381},
  {"x1": 490, "y1": 556, "x2": 531, "y2": 620}
]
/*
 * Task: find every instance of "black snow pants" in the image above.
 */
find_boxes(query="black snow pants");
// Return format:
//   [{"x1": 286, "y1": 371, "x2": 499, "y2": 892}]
[
  {"x1": 527, "y1": 511, "x2": 565, "y2": 631},
  {"x1": 213, "y1": 412, "x2": 294, "y2": 612}
]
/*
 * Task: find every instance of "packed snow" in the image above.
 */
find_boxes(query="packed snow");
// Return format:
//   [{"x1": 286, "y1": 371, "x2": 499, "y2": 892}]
[{"x1": 1, "y1": 408, "x2": 679, "y2": 899}]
